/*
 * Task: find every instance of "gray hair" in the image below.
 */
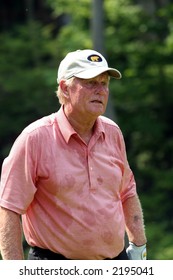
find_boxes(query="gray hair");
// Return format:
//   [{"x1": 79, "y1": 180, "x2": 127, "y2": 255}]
[{"x1": 56, "y1": 77, "x2": 75, "y2": 105}]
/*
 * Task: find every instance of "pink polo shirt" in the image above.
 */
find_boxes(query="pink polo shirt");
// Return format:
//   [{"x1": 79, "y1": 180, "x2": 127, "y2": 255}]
[{"x1": 0, "y1": 106, "x2": 136, "y2": 259}]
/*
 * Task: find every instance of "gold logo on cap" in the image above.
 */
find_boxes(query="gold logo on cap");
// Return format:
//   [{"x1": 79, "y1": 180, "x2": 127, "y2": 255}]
[{"x1": 88, "y1": 55, "x2": 102, "y2": 62}]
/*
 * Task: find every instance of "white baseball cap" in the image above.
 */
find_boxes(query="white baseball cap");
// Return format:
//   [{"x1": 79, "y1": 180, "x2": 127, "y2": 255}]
[{"x1": 57, "y1": 49, "x2": 122, "y2": 83}]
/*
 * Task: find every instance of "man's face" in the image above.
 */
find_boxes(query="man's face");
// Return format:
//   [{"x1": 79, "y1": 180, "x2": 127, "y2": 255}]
[{"x1": 66, "y1": 73, "x2": 109, "y2": 119}]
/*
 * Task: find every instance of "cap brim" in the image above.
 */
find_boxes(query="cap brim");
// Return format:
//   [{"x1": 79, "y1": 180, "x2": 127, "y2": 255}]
[{"x1": 74, "y1": 67, "x2": 122, "y2": 80}]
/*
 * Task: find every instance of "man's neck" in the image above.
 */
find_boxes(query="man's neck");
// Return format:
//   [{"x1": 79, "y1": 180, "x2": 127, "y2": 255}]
[{"x1": 64, "y1": 107, "x2": 96, "y2": 144}]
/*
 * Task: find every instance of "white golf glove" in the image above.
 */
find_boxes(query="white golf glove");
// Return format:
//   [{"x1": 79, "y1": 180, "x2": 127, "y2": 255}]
[{"x1": 126, "y1": 242, "x2": 147, "y2": 260}]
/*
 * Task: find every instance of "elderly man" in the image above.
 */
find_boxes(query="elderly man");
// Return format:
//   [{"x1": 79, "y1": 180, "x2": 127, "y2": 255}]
[{"x1": 0, "y1": 49, "x2": 147, "y2": 260}]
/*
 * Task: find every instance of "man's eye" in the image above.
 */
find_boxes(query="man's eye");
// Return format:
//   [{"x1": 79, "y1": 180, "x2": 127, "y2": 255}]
[
  {"x1": 101, "y1": 81, "x2": 107, "y2": 86},
  {"x1": 88, "y1": 80, "x2": 97, "y2": 86}
]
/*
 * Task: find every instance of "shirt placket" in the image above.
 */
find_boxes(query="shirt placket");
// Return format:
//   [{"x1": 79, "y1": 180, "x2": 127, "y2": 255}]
[{"x1": 86, "y1": 134, "x2": 102, "y2": 193}]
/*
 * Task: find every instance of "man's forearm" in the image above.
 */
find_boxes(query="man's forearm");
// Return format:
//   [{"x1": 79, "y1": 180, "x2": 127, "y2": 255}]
[
  {"x1": 123, "y1": 195, "x2": 147, "y2": 246},
  {"x1": 0, "y1": 207, "x2": 24, "y2": 259}
]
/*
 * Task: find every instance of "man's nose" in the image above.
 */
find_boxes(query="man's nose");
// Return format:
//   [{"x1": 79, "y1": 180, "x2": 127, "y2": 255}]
[{"x1": 95, "y1": 83, "x2": 108, "y2": 94}]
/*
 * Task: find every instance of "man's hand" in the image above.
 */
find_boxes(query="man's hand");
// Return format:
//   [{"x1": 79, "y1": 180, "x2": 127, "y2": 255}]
[{"x1": 126, "y1": 242, "x2": 147, "y2": 260}]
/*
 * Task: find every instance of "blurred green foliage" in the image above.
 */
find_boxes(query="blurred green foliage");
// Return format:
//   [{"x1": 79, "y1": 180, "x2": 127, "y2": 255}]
[{"x1": 0, "y1": 0, "x2": 173, "y2": 259}]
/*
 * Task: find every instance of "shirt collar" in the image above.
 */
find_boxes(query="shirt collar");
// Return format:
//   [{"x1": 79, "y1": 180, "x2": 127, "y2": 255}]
[
  {"x1": 94, "y1": 117, "x2": 105, "y2": 141},
  {"x1": 56, "y1": 106, "x2": 77, "y2": 143},
  {"x1": 56, "y1": 106, "x2": 105, "y2": 143}
]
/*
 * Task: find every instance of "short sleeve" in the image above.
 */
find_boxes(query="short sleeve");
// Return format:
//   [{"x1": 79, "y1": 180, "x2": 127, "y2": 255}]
[{"x1": 0, "y1": 131, "x2": 38, "y2": 214}]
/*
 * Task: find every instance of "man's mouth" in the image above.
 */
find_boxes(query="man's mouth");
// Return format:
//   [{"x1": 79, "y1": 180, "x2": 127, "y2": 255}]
[{"x1": 91, "y1": 100, "x2": 103, "y2": 104}]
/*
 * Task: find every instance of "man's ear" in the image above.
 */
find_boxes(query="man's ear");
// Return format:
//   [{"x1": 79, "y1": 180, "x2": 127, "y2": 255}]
[{"x1": 59, "y1": 80, "x2": 69, "y2": 98}]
